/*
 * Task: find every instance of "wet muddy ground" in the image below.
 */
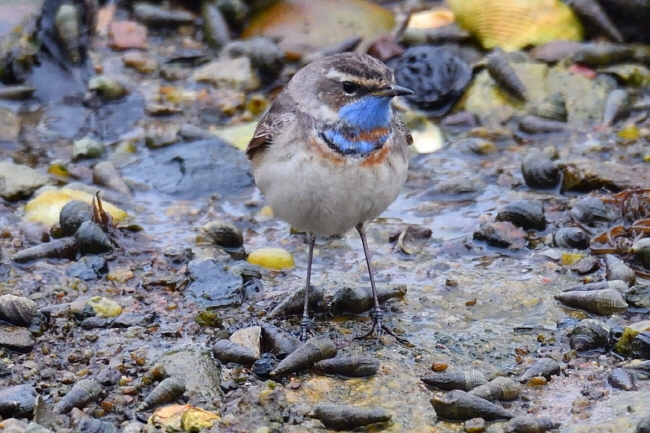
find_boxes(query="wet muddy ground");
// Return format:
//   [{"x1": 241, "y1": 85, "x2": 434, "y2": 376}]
[{"x1": 0, "y1": 1, "x2": 649, "y2": 432}]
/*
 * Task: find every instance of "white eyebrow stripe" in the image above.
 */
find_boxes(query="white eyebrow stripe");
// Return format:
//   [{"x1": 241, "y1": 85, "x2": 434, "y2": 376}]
[{"x1": 325, "y1": 69, "x2": 354, "y2": 81}]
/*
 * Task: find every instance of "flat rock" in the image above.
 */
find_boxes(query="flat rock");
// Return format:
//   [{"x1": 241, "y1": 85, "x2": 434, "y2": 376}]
[
  {"x1": 473, "y1": 221, "x2": 526, "y2": 250},
  {"x1": 0, "y1": 384, "x2": 36, "y2": 418},
  {"x1": 561, "y1": 160, "x2": 650, "y2": 193},
  {"x1": 0, "y1": 162, "x2": 49, "y2": 201},
  {"x1": 192, "y1": 57, "x2": 260, "y2": 91},
  {"x1": 155, "y1": 348, "x2": 221, "y2": 400},
  {"x1": 185, "y1": 258, "x2": 244, "y2": 308},
  {"x1": 121, "y1": 139, "x2": 252, "y2": 199},
  {"x1": 0, "y1": 325, "x2": 35, "y2": 353}
]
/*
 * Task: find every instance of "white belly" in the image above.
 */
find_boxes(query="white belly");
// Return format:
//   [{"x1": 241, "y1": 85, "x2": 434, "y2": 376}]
[{"x1": 252, "y1": 145, "x2": 408, "y2": 236}]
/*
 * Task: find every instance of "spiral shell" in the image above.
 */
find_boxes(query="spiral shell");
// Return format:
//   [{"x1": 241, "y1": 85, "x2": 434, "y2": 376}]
[
  {"x1": 59, "y1": 200, "x2": 93, "y2": 237},
  {"x1": 54, "y1": 379, "x2": 103, "y2": 414},
  {"x1": 570, "y1": 318, "x2": 610, "y2": 352},
  {"x1": 446, "y1": 0, "x2": 583, "y2": 50},
  {"x1": 269, "y1": 285, "x2": 325, "y2": 318},
  {"x1": 468, "y1": 376, "x2": 520, "y2": 401},
  {"x1": 554, "y1": 227, "x2": 590, "y2": 250},
  {"x1": 0, "y1": 295, "x2": 38, "y2": 327},
  {"x1": 604, "y1": 254, "x2": 635, "y2": 286},
  {"x1": 569, "y1": 196, "x2": 611, "y2": 227},
  {"x1": 270, "y1": 337, "x2": 337, "y2": 377},
  {"x1": 75, "y1": 221, "x2": 112, "y2": 255},
  {"x1": 212, "y1": 339, "x2": 259, "y2": 365},
  {"x1": 555, "y1": 288, "x2": 628, "y2": 315},
  {"x1": 505, "y1": 416, "x2": 560, "y2": 433},
  {"x1": 330, "y1": 285, "x2": 406, "y2": 315},
  {"x1": 521, "y1": 151, "x2": 561, "y2": 190},
  {"x1": 314, "y1": 355, "x2": 379, "y2": 377},
  {"x1": 495, "y1": 200, "x2": 546, "y2": 231},
  {"x1": 137, "y1": 377, "x2": 185, "y2": 411},
  {"x1": 421, "y1": 370, "x2": 487, "y2": 391},
  {"x1": 196, "y1": 221, "x2": 244, "y2": 256},
  {"x1": 519, "y1": 358, "x2": 561, "y2": 383},
  {"x1": 486, "y1": 48, "x2": 527, "y2": 101},
  {"x1": 567, "y1": 0, "x2": 623, "y2": 43},
  {"x1": 602, "y1": 89, "x2": 630, "y2": 126},
  {"x1": 430, "y1": 389, "x2": 514, "y2": 421},
  {"x1": 309, "y1": 403, "x2": 391, "y2": 431},
  {"x1": 518, "y1": 116, "x2": 571, "y2": 134},
  {"x1": 54, "y1": 4, "x2": 81, "y2": 64},
  {"x1": 260, "y1": 323, "x2": 300, "y2": 359},
  {"x1": 532, "y1": 93, "x2": 567, "y2": 122}
]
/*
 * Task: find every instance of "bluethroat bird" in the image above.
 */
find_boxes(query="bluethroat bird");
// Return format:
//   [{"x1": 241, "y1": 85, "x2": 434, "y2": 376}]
[{"x1": 246, "y1": 53, "x2": 412, "y2": 340}]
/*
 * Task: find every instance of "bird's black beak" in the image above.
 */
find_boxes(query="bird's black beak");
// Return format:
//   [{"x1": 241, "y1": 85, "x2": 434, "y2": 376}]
[{"x1": 373, "y1": 85, "x2": 413, "y2": 98}]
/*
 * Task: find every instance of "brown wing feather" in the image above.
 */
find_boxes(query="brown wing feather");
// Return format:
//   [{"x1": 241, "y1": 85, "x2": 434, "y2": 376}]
[{"x1": 245, "y1": 92, "x2": 297, "y2": 160}]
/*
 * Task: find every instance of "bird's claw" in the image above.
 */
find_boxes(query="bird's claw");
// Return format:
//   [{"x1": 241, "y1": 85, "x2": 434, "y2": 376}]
[
  {"x1": 300, "y1": 315, "x2": 313, "y2": 341},
  {"x1": 355, "y1": 307, "x2": 410, "y2": 345}
]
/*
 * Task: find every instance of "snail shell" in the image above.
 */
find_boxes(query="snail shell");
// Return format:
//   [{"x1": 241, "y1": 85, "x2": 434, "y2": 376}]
[
  {"x1": 54, "y1": 4, "x2": 81, "y2": 64},
  {"x1": 468, "y1": 376, "x2": 520, "y2": 401},
  {"x1": 268, "y1": 285, "x2": 325, "y2": 318},
  {"x1": 314, "y1": 355, "x2": 379, "y2": 377},
  {"x1": 554, "y1": 227, "x2": 590, "y2": 250},
  {"x1": 421, "y1": 370, "x2": 487, "y2": 391},
  {"x1": 212, "y1": 339, "x2": 259, "y2": 365},
  {"x1": 260, "y1": 323, "x2": 300, "y2": 359},
  {"x1": 555, "y1": 288, "x2": 628, "y2": 315},
  {"x1": 54, "y1": 379, "x2": 103, "y2": 414},
  {"x1": 570, "y1": 318, "x2": 611, "y2": 352},
  {"x1": 567, "y1": 0, "x2": 623, "y2": 43},
  {"x1": 270, "y1": 337, "x2": 337, "y2": 377},
  {"x1": 430, "y1": 389, "x2": 514, "y2": 421},
  {"x1": 137, "y1": 377, "x2": 185, "y2": 412},
  {"x1": 519, "y1": 115, "x2": 571, "y2": 134},
  {"x1": 519, "y1": 358, "x2": 561, "y2": 384},
  {"x1": 309, "y1": 403, "x2": 391, "y2": 431},
  {"x1": 521, "y1": 151, "x2": 561, "y2": 190},
  {"x1": 604, "y1": 254, "x2": 636, "y2": 286},
  {"x1": 330, "y1": 285, "x2": 406, "y2": 316},
  {"x1": 531, "y1": 93, "x2": 567, "y2": 122},
  {"x1": 75, "y1": 221, "x2": 112, "y2": 255},
  {"x1": 59, "y1": 200, "x2": 93, "y2": 237},
  {"x1": 495, "y1": 200, "x2": 546, "y2": 231},
  {"x1": 505, "y1": 416, "x2": 560, "y2": 433},
  {"x1": 196, "y1": 221, "x2": 244, "y2": 251},
  {"x1": 486, "y1": 48, "x2": 527, "y2": 101},
  {"x1": 602, "y1": 89, "x2": 630, "y2": 126}
]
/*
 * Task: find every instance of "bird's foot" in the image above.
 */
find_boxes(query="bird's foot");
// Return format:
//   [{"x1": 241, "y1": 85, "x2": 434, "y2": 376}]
[
  {"x1": 355, "y1": 307, "x2": 410, "y2": 345},
  {"x1": 300, "y1": 315, "x2": 314, "y2": 341}
]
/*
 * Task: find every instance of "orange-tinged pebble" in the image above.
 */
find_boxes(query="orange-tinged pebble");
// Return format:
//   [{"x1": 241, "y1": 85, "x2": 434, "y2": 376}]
[
  {"x1": 527, "y1": 376, "x2": 548, "y2": 387},
  {"x1": 247, "y1": 248, "x2": 294, "y2": 269},
  {"x1": 432, "y1": 363, "x2": 448, "y2": 372}
]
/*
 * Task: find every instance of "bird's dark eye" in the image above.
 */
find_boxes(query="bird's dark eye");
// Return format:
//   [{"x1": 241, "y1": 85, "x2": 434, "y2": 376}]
[{"x1": 342, "y1": 81, "x2": 358, "y2": 94}]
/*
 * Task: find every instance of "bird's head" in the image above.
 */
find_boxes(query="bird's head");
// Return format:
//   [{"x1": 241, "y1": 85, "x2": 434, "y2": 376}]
[{"x1": 289, "y1": 53, "x2": 412, "y2": 131}]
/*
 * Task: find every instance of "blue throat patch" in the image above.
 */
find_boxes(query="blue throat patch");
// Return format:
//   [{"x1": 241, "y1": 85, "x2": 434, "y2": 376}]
[{"x1": 321, "y1": 96, "x2": 392, "y2": 157}]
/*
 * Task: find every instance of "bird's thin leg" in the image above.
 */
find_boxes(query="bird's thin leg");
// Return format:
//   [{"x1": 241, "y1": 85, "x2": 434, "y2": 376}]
[
  {"x1": 301, "y1": 232, "x2": 316, "y2": 341},
  {"x1": 355, "y1": 223, "x2": 406, "y2": 343}
]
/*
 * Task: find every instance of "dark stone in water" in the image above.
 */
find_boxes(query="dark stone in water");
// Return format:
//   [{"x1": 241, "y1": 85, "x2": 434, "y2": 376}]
[
  {"x1": 0, "y1": 384, "x2": 36, "y2": 418},
  {"x1": 122, "y1": 139, "x2": 253, "y2": 199},
  {"x1": 66, "y1": 256, "x2": 109, "y2": 280},
  {"x1": 185, "y1": 258, "x2": 244, "y2": 308},
  {"x1": 252, "y1": 353, "x2": 277, "y2": 379}
]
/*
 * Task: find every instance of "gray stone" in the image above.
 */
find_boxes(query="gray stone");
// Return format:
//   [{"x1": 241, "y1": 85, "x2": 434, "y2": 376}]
[
  {"x1": 192, "y1": 57, "x2": 260, "y2": 90},
  {"x1": 121, "y1": 138, "x2": 252, "y2": 199},
  {"x1": 185, "y1": 258, "x2": 244, "y2": 308},
  {"x1": 0, "y1": 163, "x2": 49, "y2": 201},
  {"x1": 0, "y1": 384, "x2": 36, "y2": 418},
  {"x1": 155, "y1": 348, "x2": 221, "y2": 401}
]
